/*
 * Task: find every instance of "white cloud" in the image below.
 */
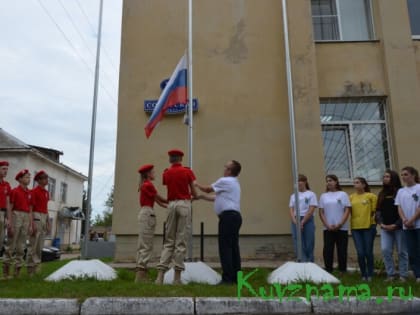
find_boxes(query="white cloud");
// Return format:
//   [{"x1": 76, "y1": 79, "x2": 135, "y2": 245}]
[{"x1": 0, "y1": 0, "x2": 122, "y2": 217}]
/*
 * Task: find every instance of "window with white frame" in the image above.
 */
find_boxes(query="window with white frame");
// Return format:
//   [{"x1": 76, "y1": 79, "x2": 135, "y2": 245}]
[
  {"x1": 60, "y1": 182, "x2": 68, "y2": 203},
  {"x1": 407, "y1": 0, "x2": 420, "y2": 38},
  {"x1": 320, "y1": 98, "x2": 391, "y2": 183},
  {"x1": 48, "y1": 177, "x2": 56, "y2": 201},
  {"x1": 311, "y1": 0, "x2": 374, "y2": 41}
]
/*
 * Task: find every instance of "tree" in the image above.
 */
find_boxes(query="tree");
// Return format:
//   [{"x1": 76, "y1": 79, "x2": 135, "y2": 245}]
[{"x1": 91, "y1": 186, "x2": 113, "y2": 227}]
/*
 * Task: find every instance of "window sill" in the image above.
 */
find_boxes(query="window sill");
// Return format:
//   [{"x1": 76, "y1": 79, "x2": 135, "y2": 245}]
[
  {"x1": 315, "y1": 39, "x2": 380, "y2": 44},
  {"x1": 413, "y1": 36, "x2": 420, "y2": 41}
]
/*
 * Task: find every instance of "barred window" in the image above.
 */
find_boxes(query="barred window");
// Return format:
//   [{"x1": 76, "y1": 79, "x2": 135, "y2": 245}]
[
  {"x1": 408, "y1": 0, "x2": 420, "y2": 38},
  {"x1": 311, "y1": 0, "x2": 374, "y2": 41},
  {"x1": 320, "y1": 98, "x2": 391, "y2": 183}
]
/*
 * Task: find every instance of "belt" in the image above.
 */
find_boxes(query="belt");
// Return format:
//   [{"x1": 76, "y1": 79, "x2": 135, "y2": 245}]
[
  {"x1": 33, "y1": 218, "x2": 41, "y2": 221},
  {"x1": 0, "y1": 208, "x2": 6, "y2": 212},
  {"x1": 13, "y1": 209, "x2": 30, "y2": 213},
  {"x1": 218, "y1": 210, "x2": 240, "y2": 218}
]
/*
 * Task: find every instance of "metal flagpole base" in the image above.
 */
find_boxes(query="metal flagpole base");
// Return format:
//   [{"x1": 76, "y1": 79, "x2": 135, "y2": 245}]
[{"x1": 267, "y1": 262, "x2": 340, "y2": 284}]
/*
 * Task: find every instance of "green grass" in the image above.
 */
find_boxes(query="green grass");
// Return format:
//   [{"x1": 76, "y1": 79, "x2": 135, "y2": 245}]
[{"x1": 0, "y1": 260, "x2": 419, "y2": 300}]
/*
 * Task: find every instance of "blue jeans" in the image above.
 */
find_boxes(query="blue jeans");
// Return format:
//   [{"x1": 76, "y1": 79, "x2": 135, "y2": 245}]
[
  {"x1": 352, "y1": 227, "x2": 375, "y2": 278},
  {"x1": 381, "y1": 228, "x2": 408, "y2": 278},
  {"x1": 291, "y1": 216, "x2": 315, "y2": 262},
  {"x1": 404, "y1": 228, "x2": 420, "y2": 279}
]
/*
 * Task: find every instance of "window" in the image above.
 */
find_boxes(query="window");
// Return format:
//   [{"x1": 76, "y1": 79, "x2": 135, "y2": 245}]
[
  {"x1": 48, "y1": 177, "x2": 56, "y2": 201},
  {"x1": 60, "y1": 182, "x2": 68, "y2": 203},
  {"x1": 408, "y1": 0, "x2": 420, "y2": 38},
  {"x1": 320, "y1": 98, "x2": 391, "y2": 183},
  {"x1": 311, "y1": 0, "x2": 374, "y2": 41}
]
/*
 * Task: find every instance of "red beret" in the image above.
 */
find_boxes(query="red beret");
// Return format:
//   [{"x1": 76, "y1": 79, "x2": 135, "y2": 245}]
[
  {"x1": 15, "y1": 169, "x2": 30, "y2": 181},
  {"x1": 34, "y1": 170, "x2": 48, "y2": 181},
  {"x1": 168, "y1": 149, "x2": 184, "y2": 157},
  {"x1": 0, "y1": 161, "x2": 9, "y2": 167},
  {"x1": 138, "y1": 164, "x2": 154, "y2": 174}
]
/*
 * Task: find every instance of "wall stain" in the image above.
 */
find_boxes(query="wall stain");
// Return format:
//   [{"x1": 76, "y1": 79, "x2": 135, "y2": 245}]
[
  {"x1": 223, "y1": 19, "x2": 248, "y2": 64},
  {"x1": 342, "y1": 81, "x2": 377, "y2": 96}
]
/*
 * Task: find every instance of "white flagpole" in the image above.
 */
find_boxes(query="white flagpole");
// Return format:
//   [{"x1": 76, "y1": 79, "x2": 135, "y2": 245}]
[
  {"x1": 187, "y1": 0, "x2": 194, "y2": 261},
  {"x1": 282, "y1": 0, "x2": 302, "y2": 262},
  {"x1": 82, "y1": 0, "x2": 103, "y2": 259}
]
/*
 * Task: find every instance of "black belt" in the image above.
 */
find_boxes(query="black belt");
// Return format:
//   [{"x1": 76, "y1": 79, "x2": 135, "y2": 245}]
[
  {"x1": 0, "y1": 208, "x2": 6, "y2": 212},
  {"x1": 33, "y1": 218, "x2": 41, "y2": 221},
  {"x1": 219, "y1": 210, "x2": 240, "y2": 218}
]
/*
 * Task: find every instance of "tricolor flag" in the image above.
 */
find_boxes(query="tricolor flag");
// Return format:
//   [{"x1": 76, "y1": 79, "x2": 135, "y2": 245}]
[{"x1": 144, "y1": 54, "x2": 188, "y2": 138}]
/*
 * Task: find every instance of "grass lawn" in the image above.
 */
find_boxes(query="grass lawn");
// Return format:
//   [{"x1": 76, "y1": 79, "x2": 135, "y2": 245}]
[{"x1": 0, "y1": 260, "x2": 419, "y2": 301}]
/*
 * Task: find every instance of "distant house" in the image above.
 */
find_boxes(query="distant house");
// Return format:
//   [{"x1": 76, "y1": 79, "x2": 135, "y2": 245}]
[{"x1": 0, "y1": 128, "x2": 87, "y2": 249}]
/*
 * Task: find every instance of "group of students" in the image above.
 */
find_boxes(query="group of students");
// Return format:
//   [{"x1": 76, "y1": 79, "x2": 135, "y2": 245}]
[
  {"x1": 0, "y1": 161, "x2": 50, "y2": 279},
  {"x1": 135, "y1": 149, "x2": 242, "y2": 285},
  {"x1": 289, "y1": 167, "x2": 420, "y2": 282}
]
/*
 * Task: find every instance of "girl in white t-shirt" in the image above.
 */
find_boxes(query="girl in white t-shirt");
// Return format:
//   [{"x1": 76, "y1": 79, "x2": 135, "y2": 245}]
[
  {"x1": 395, "y1": 166, "x2": 420, "y2": 282},
  {"x1": 289, "y1": 174, "x2": 318, "y2": 262},
  {"x1": 319, "y1": 174, "x2": 351, "y2": 273}
]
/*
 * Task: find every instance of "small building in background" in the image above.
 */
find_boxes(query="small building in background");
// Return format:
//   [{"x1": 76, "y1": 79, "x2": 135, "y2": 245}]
[{"x1": 0, "y1": 128, "x2": 87, "y2": 250}]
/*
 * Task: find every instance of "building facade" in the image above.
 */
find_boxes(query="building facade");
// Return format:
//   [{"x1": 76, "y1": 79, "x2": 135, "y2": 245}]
[
  {"x1": 0, "y1": 129, "x2": 87, "y2": 249},
  {"x1": 114, "y1": 0, "x2": 420, "y2": 262}
]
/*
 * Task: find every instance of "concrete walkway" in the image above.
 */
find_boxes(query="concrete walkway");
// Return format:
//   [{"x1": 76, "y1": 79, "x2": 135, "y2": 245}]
[{"x1": 0, "y1": 296, "x2": 418, "y2": 315}]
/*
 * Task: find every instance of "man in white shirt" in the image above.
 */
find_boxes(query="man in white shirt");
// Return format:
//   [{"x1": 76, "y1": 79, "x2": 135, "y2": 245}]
[{"x1": 196, "y1": 160, "x2": 242, "y2": 284}]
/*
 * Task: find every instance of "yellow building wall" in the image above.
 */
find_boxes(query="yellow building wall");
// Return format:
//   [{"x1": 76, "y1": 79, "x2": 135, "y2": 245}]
[
  {"x1": 115, "y1": 0, "x2": 300, "y2": 240},
  {"x1": 114, "y1": 0, "x2": 420, "y2": 261},
  {"x1": 415, "y1": 41, "x2": 420, "y2": 91}
]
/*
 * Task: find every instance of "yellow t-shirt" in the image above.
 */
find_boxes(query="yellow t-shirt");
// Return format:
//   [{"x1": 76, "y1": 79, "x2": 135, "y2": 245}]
[{"x1": 350, "y1": 192, "x2": 378, "y2": 229}]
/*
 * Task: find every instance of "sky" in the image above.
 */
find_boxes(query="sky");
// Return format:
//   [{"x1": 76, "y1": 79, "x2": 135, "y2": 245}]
[{"x1": 0, "y1": 0, "x2": 122, "y2": 218}]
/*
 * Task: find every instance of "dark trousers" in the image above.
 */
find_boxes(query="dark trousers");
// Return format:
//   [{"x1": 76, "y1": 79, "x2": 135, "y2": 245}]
[
  {"x1": 404, "y1": 228, "x2": 420, "y2": 278},
  {"x1": 218, "y1": 210, "x2": 242, "y2": 283},
  {"x1": 323, "y1": 230, "x2": 348, "y2": 272}
]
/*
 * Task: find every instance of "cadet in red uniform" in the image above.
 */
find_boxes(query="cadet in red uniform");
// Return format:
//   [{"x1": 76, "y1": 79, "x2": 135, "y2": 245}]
[
  {"x1": 27, "y1": 170, "x2": 50, "y2": 276},
  {"x1": 4, "y1": 169, "x2": 33, "y2": 278},
  {"x1": 155, "y1": 149, "x2": 198, "y2": 285},
  {"x1": 134, "y1": 164, "x2": 167, "y2": 283},
  {"x1": 0, "y1": 161, "x2": 11, "y2": 279}
]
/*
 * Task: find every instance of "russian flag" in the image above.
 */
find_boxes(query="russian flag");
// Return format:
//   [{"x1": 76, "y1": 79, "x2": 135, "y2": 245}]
[{"x1": 145, "y1": 55, "x2": 188, "y2": 138}]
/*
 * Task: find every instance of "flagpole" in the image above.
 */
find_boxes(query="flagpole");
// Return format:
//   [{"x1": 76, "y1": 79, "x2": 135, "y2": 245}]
[
  {"x1": 82, "y1": 0, "x2": 103, "y2": 259},
  {"x1": 281, "y1": 0, "x2": 302, "y2": 262},
  {"x1": 187, "y1": 0, "x2": 194, "y2": 261}
]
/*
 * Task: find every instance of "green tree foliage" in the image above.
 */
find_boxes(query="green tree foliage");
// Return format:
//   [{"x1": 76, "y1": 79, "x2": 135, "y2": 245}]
[{"x1": 92, "y1": 186, "x2": 113, "y2": 227}]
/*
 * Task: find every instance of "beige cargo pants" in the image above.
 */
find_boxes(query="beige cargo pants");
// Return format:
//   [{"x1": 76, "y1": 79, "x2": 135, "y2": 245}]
[
  {"x1": 136, "y1": 207, "x2": 156, "y2": 270},
  {"x1": 27, "y1": 212, "x2": 48, "y2": 268},
  {"x1": 3, "y1": 211, "x2": 30, "y2": 268},
  {"x1": 157, "y1": 200, "x2": 191, "y2": 272}
]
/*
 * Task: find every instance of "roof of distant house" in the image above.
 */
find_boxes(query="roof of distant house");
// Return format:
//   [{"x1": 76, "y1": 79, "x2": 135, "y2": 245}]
[{"x1": 0, "y1": 128, "x2": 87, "y2": 180}]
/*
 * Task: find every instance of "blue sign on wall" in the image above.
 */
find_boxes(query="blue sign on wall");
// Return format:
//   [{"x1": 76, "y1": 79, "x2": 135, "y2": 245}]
[{"x1": 144, "y1": 99, "x2": 199, "y2": 115}]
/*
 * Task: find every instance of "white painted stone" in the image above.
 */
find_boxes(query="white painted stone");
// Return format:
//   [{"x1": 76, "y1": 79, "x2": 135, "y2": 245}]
[
  {"x1": 45, "y1": 259, "x2": 117, "y2": 281},
  {"x1": 268, "y1": 262, "x2": 340, "y2": 284},
  {"x1": 163, "y1": 262, "x2": 221, "y2": 285}
]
